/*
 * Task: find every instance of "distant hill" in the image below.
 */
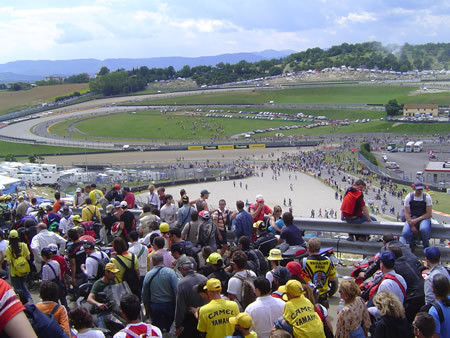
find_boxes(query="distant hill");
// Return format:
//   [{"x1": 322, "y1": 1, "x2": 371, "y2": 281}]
[{"x1": 0, "y1": 49, "x2": 295, "y2": 83}]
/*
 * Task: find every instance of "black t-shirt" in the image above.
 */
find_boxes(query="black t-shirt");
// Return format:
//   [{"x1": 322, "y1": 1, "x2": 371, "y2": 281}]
[
  {"x1": 68, "y1": 240, "x2": 87, "y2": 275},
  {"x1": 102, "y1": 214, "x2": 119, "y2": 233},
  {"x1": 120, "y1": 211, "x2": 135, "y2": 234}
]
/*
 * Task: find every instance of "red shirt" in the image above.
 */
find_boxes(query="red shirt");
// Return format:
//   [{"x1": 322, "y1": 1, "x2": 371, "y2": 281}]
[
  {"x1": 249, "y1": 204, "x2": 272, "y2": 221},
  {"x1": 340, "y1": 189, "x2": 365, "y2": 218},
  {"x1": 0, "y1": 279, "x2": 25, "y2": 332},
  {"x1": 124, "y1": 193, "x2": 135, "y2": 209},
  {"x1": 51, "y1": 255, "x2": 69, "y2": 279}
]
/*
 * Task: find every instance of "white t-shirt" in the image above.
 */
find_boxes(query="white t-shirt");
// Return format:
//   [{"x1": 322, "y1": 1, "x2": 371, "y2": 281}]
[
  {"x1": 378, "y1": 271, "x2": 407, "y2": 303},
  {"x1": 76, "y1": 330, "x2": 105, "y2": 338},
  {"x1": 128, "y1": 242, "x2": 148, "y2": 276},
  {"x1": 404, "y1": 192, "x2": 433, "y2": 208},
  {"x1": 245, "y1": 295, "x2": 285, "y2": 338},
  {"x1": 85, "y1": 251, "x2": 109, "y2": 279},
  {"x1": 141, "y1": 230, "x2": 161, "y2": 246},
  {"x1": 147, "y1": 192, "x2": 160, "y2": 209},
  {"x1": 0, "y1": 239, "x2": 8, "y2": 253},
  {"x1": 227, "y1": 270, "x2": 257, "y2": 303},
  {"x1": 265, "y1": 270, "x2": 275, "y2": 288},
  {"x1": 59, "y1": 216, "x2": 74, "y2": 234},
  {"x1": 160, "y1": 204, "x2": 177, "y2": 228},
  {"x1": 113, "y1": 323, "x2": 162, "y2": 338}
]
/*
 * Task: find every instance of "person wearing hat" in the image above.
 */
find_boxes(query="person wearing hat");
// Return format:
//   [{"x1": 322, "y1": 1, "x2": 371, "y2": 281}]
[
  {"x1": 177, "y1": 195, "x2": 195, "y2": 230},
  {"x1": 266, "y1": 248, "x2": 283, "y2": 288},
  {"x1": 367, "y1": 251, "x2": 407, "y2": 306},
  {"x1": 5, "y1": 230, "x2": 32, "y2": 302},
  {"x1": 249, "y1": 194, "x2": 272, "y2": 223},
  {"x1": 122, "y1": 186, "x2": 135, "y2": 209},
  {"x1": 253, "y1": 220, "x2": 277, "y2": 257},
  {"x1": 278, "y1": 279, "x2": 325, "y2": 338},
  {"x1": 424, "y1": 246, "x2": 450, "y2": 305},
  {"x1": 174, "y1": 258, "x2": 207, "y2": 337},
  {"x1": 41, "y1": 247, "x2": 69, "y2": 310},
  {"x1": 159, "y1": 222, "x2": 171, "y2": 248},
  {"x1": 73, "y1": 187, "x2": 85, "y2": 208},
  {"x1": 58, "y1": 205, "x2": 74, "y2": 237},
  {"x1": 87, "y1": 262, "x2": 120, "y2": 328},
  {"x1": 81, "y1": 241, "x2": 110, "y2": 281},
  {"x1": 401, "y1": 181, "x2": 433, "y2": 252},
  {"x1": 229, "y1": 312, "x2": 257, "y2": 338},
  {"x1": 206, "y1": 252, "x2": 231, "y2": 293},
  {"x1": 117, "y1": 200, "x2": 136, "y2": 241},
  {"x1": 245, "y1": 276, "x2": 285, "y2": 338},
  {"x1": 194, "y1": 189, "x2": 211, "y2": 213},
  {"x1": 48, "y1": 243, "x2": 70, "y2": 289},
  {"x1": 0, "y1": 230, "x2": 7, "y2": 279},
  {"x1": 197, "y1": 278, "x2": 239, "y2": 338}
]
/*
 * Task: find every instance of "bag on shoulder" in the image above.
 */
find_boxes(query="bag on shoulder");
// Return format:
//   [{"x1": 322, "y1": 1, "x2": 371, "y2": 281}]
[
  {"x1": 24, "y1": 304, "x2": 68, "y2": 338},
  {"x1": 89, "y1": 252, "x2": 111, "y2": 280},
  {"x1": 120, "y1": 323, "x2": 161, "y2": 337},
  {"x1": 90, "y1": 207, "x2": 100, "y2": 224},
  {"x1": 11, "y1": 245, "x2": 30, "y2": 277},
  {"x1": 253, "y1": 249, "x2": 269, "y2": 276},
  {"x1": 419, "y1": 301, "x2": 445, "y2": 323},
  {"x1": 115, "y1": 254, "x2": 140, "y2": 297},
  {"x1": 197, "y1": 220, "x2": 215, "y2": 247},
  {"x1": 235, "y1": 270, "x2": 257, "y2": 310}
]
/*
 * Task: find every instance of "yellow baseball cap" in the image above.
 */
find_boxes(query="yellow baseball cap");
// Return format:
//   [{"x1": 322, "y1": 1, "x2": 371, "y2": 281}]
[
  {"x1": 105, "y1": 263, "x2": 119, "y2": 273},
  {"x1": 159, "y1": 223, "x2": 170, "y2": 233},
  {"x1": 206, "y1": 253, "x2": 222, "y2": 265},
  {"x1": 204, "y1": 278, "x2": 222, "y2": 291},
  {"x1": 279, "y1": 279, "x2": 304, "y2": 297},
  {"x1": 72, "y1": 215, "x2": 82, "y2": 222},
  {"x1": 9, "y1": 230, "x2": 19, "y2": 239},
  {"x1": 229, "y1": 313, "x2": 253, "y2": 329}
]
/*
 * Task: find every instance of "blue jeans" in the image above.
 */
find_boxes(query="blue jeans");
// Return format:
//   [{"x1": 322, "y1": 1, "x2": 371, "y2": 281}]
[
  {"x1": 345, "y1": 215, "x2": 377, "y2": 224},
  {"x1": 10, "y1": 275, "x2": 32, "y2": 302},
  {"x1": 349, "y1": 326, "x2": 365, "y2": 338},
  {"x1": 401, "y1": 219, "x2": 431, "y2": 248},
  {"x1": 150, "y1": 302, "x2": 175, "y2": 333}
]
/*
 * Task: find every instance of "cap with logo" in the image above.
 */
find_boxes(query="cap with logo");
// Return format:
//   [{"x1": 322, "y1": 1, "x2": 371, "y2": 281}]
[
  {"x1": 229, "y1": 313, "x2": 253, "y2": 329},
  {"x1": 47, "y1": 243, "x2": 58, "y2": 253},
  {"x1": 182, "y1": 195, "x2": 189, "y2": 203},
  {"x1": 253, "y1": 220, "x2": 267, "y2": 232},
  {"x1": 120, "y1": 201, "x2": 128, "y2": 208},
  {"x1": 414, "y1": 181, "x2": 425, "y2": 190},
  {"x1": 76, "y1": 188, "x2": 82, "y2": 193},
  {"x1": 380, "y1": 251, "x2": 396, "y2": 265},
  {"x1": 206, "y1": 253, "x2": 223, "y2": 265},
  {"x1": 199, "y1": 210, "x2": 210, "y2": 219},
  {"x1": 256, "y1": 194, "x2": 264, "y2": 202},
  {"x1": 72, "y1": 215, "x2": 82, "y2": 223}
]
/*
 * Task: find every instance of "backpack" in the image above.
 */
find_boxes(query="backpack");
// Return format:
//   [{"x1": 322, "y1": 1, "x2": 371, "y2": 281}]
[
  {"x1": 197, "y1": 220, "x2": 216, "y2": 247},
  {"x1": 90, "y1": 207, "x2": 100, "y2": 224},
  {"x1": 114, "y1": 254, "x2": 141, "y2": 297},
  {"x1": 315, "y1": 304, "x2": 334, "y2": 338},
  {"x1": 10, "y1": 244, "x2": 30, "y2": 277},
  {"x1": 235, "y1": 270, "x2": 257, "y2": 310},
  {"x1": 182, "y1": 241, "x2": 201, "y2": 266},
  {"x1": 23, "y1": 304, "x2": 68, "y2": 338},
  {"x1": 89, "y1": 251, "x2": 111, "y2": 280},
  {"x1": 420, "y1": 301, "x2": 446, "y2": 323},
  {"x1": 252, "y1": 249, "x2": 269, "y2": 276},
  {"x1": 120, "y1": 323, "x2": 161, "y2": 337},
  {"x1": 45, "y1": 215, "x2": 60, "y2": 233}
]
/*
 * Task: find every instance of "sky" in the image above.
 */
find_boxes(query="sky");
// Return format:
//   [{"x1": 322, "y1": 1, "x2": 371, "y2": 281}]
[{"x1": 1, "y1": 0, "x2": 449, "y2": 63}]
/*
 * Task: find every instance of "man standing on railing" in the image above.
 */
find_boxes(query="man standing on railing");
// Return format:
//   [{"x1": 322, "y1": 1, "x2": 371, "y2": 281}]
[
  {"x1": 340, "y1": 179, "x2": 376, "y2": 241},
  {"x1": 400, "y1": 181, "x2": 432, "y2": 252}
]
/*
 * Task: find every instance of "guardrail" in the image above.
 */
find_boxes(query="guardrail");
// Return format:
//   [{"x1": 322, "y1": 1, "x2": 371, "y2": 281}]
[{"x1": 73, "y1": 208, "x2": 450, "y2": 262}]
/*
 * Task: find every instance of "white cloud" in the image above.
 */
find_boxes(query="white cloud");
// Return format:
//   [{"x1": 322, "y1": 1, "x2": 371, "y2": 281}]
[{"x1": 337, "y1": 11, "x2": 377, "y2": 25}]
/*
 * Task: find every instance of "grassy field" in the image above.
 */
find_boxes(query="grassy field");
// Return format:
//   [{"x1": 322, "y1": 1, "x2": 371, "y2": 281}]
[
  {"x1": 133, "y1": 85, "x2": 429, "y2": 105},
  {"x1": 0, "y1": 140, "x2": 102, "y2": 157},
  {"x1": 0, "y1": 84, "x2": 89, "y2": 114}
]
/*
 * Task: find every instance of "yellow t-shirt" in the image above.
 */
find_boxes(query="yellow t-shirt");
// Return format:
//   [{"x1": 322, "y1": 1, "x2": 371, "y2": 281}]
[
  {"x1": 81, "y1": 205, "x2": 102, "y2": 222},
  {"x1": 283, "y1": 295, "x2": 325, "y2": 338},
  {"x1": 89, "y1": 189, "x2": 104, "y2": 206},
  {"x1": 197, "y1": 299, "x2": 239, "y2": 338},
  {"x1": 112, "y1": 252, "x2": 140, "y2": 283},
  {"x1": 5, "y1": 243, "x2": 30, "y2": 277},
  {"x1": 245, "y1": 332, "x2": 258, "y2": 338}
]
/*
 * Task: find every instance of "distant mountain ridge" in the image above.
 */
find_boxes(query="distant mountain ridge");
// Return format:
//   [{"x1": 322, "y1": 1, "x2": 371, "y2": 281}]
[{"x1": 0, "y1": 49, "x2": 295, "y2": 83}]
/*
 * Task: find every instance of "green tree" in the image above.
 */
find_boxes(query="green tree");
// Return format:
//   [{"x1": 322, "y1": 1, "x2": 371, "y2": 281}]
[
  {"x1": 98, "y1": 66, "x2": 110, "y2": 76},
  {"x1": 385, "y1": 99, "x2": 402, "y2": 116}
]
